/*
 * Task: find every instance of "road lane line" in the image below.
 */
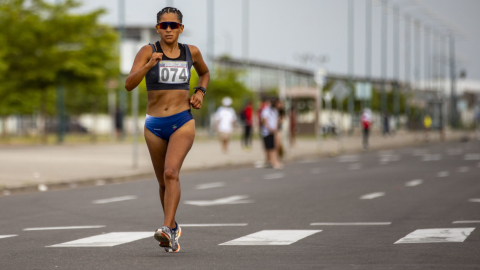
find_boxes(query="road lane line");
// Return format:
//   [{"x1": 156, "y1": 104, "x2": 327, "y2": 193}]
[
  {"x1": 405, "y1": 179, "x2": 423, "y2": 187},
  {"x1": 219, "y1": 230, "x2": 321, "y2": 246},
  {"x1": 469, "y1": 198, "x2": 480, "y2": 203},
  {"x1": 452, "y1": 221, "x2": 480, "y2": 224},
  {"x1": 458, "y1": 167, "x2": 469, "y2": 173},
  {"x1": 437, "y1": 171, "x2": 449, "y2": 177},
  {"x1": 310, "y1": 222, "x2": 391, "y2": 226},
  {"x1": 360, "y1": 192, "x2": 385, "y2": 199},
  {"x1": 0, "y1": 235, "x2": 17, "y2": 239},
  {"x1": 179, "y1": 223, "x2": 248, "y2": 227},
  {"x1": 263, "y1": 173, "x2": 285, "y2": 180},
  {"x1": 394, "y1": 228, "x2": 475, "y2": 244},
  {"x1": 195, "y1": 182, "x2": 225, "y2": 189},
  {"x1": 48, "y1": 232, "x2": 152, "y2": 247},
  {"x1": 24, "y1": 226, "x2": 105, "y2": 231},
  {"x1": 92, "y1": 196, "x2": 137, "y2": 204}
]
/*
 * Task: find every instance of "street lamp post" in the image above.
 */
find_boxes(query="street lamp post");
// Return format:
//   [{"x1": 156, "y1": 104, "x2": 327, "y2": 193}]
[
  {"x1": 365, "y1": 0, "x2": 372, "y2": 109},
  {"x1": 404, "y1": 14, "x2": 411, "y2": 129},
  {"x1": 393, "y1": 5, "x2": 400, "y2": 129},
  {"x1": 347, "y1": 0, "x2": 354, "y2": 134},
  {"x1": 380, "y1": 0, "x2": 388, "y2": 120}
]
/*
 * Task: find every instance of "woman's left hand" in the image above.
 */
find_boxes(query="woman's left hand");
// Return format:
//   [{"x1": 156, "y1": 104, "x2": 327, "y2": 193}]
[{"x1": 190, "y1": 92, "x2": 204, "y2": 109}]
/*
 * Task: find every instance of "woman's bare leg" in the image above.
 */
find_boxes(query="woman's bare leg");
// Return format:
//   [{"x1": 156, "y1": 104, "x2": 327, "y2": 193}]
[
  {"x1": 144, "y1": 127, "x2": 168, "y2": 212},
  {"x1": 163, "y1": 120, "x2": 195, "y2": 229}
]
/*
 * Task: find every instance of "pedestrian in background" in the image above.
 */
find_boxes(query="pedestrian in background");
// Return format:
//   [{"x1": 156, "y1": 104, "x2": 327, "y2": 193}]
[
  {"x1": 424, "y1": 114, "x2": 432, "y2": 142},
  {"x1": 240, "y1": 100, "x2": 253, "y2": 150},
  {"x1": 276, "y1": 100, "x2": 285, "y2": 159},
  {"x1": 261, "y1": 99, "x2": 283, "y2": 169},
  {"x1": 214, "y1": 97, "x2": 237, "y2": 153},
  {"x1": 361, "y1": 108, "x2": 372, "y2": 150},
  {"x1": 383, "y1": 113, "x2": 390, "y2": 136}
]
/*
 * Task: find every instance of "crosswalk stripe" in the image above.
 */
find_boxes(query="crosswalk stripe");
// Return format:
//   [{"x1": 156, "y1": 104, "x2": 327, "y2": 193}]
[
  {"x1": 219, "y1": 230, "x2": 321, "y2": 246},
  {"x1": 394, "y1": 228, "x2": 475, "y2": 244},
  {"x1": 405, "y1": 179, "x2": 423, "y2": 187},
  {"x1": 179, "y1": 223, "x2": 248, "y2": 227},
  {"x1": 360, "y1": 192, "x2": 385, "y2": 199},
  {"x1": 24, "y1": 226, "x2": 105, "y2": 231},
  {"x1": 48, "y1": 232, "x2": 152, "y2": 247},
  {"x1": 196, "y1": 182, "x2": 225, "y2": 189},
  {"x1": 452, "y1": 221, "x2": 480, "y2": 224},
  {"x1": 92, "y1": 196, "x2": 137, "y2": 204},
  {"x1": 311, "y1": 222, "x2": 391, "y2": 226},
  {"x1": 0, "y1": 235, "x2": 17, "y2": 239}
]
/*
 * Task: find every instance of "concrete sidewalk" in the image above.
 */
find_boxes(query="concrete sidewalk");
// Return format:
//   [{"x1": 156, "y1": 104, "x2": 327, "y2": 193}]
[{"x1": 0, "y1": 130, "x2": 470, "y2": 194}]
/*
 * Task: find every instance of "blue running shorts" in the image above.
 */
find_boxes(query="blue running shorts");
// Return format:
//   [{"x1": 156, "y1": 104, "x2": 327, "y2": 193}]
[{"x1": 145, "y1": 109, "x2": 194, "y2": 141}]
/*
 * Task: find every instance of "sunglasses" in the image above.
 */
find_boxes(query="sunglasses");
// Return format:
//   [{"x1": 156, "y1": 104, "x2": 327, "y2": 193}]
[{"x1": 156, "y1": 22, "x2": 182, "y2": 30}]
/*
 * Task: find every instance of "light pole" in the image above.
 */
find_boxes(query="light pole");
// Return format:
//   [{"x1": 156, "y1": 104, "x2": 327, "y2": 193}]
[
  {"x1": 365, "y1": 0, "x2": 372, "y2": 109},
  {"x1": 380, "y1": 0, "x2": 388, "y2": 120},
  {"x1": 404, "y1": 14, "x2": 411, "y2": 129},
  {"x1": 56, "y1": 0, "x2": 65, "y2": 143},
  {"x1": 393, "y1": 5, "x2": 400, "y2": 129},
  {"x1": 347, "y1": 0, "x2": 354, "y2": 134},
  {"x1": 449, "y1": 33, "x2": 457, "y2": 128}
]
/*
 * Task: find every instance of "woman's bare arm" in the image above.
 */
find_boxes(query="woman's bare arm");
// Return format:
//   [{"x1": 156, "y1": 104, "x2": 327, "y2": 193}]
[{"x1": 124, "y1": 45, "x2": 163, "y2": 91}]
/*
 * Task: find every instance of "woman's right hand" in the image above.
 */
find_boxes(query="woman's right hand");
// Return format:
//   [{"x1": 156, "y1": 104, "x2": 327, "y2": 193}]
[{"x1": 146, "y1": 52, "x2": 163, "y2": 68}]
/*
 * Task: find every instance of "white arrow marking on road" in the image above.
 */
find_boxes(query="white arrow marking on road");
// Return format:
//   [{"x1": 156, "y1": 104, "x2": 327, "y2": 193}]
[
  {"x1": 196, "y1": 182, "x2": 225, "y2": 189},
  {"x1": 220, "y1": 230, "x2": 321, "y2": 245},
  {"x1": 179, "y1": 223, "x2": 248, "y2": 227},
  {"x1": 310, "y1": 222, "x2": 391, "y2": 226},
  {"x1": 360, "y1": 192, "x2": 385, "y2": 200},
  {"x1": 469, "y1": 198, "x2": 480, "y2": 203},
  {"x1": 405, "y1": 179, "x2": 423, "y2": 187},
  {"x1": 92, "y1": 196, "x2": 137, "y2": 204},
  {"x1": 48, "y1": 232, "x2": 152, "y2": 247},
  {"x1": 437, "y1": 171, "x2": 449, "y2": 177},
  {"x1": 0, "y1": 235, "x2": 17, "y2": 239},
  {"x1": 263, "y1": 173, "x2": 285, "y2": 180},
  {"x1": 464, "y1": 154, "x2": 480, "y2": 160},
  {"x1": 458, "y1": 166, "x2": 469, "y2": 173},
  {"x1": 394, "y1": 228, "x2": 475, "y2": 244},
  {"x1": 184, "y1": 195, "x2": 253, "y2": 206},
  {"x1": 24, "y1": 226, "x2": 105, "y2": 231},
  {"x1": 452, "y1": 221, "x2": 480, "y2": 224}
]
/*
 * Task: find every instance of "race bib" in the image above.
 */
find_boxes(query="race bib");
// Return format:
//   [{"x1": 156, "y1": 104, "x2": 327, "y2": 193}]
[{"x1": 158, "y1": 61, "x2": 189, "y2": 84}]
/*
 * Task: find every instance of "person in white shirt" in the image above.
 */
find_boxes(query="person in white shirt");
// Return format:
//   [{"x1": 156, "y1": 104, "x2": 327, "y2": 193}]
[
  {"x1": 214, "y1": 97, "x2": 237, "y2": 153},
  {"x1": 261, "y1": 99, "x2": 283, "y2": 169}
]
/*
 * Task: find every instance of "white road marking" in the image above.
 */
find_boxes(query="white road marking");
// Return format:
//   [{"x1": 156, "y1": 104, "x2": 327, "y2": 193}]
[
  {"x1": 92, "y1": 196, "x2": 137, "y2": 204},
  {"x1": 24, "y1": 226, "x2": 105, "y2": 231},
  {"x1": 458, "y1": 166, "x2": 469, "y2": 173},
  {"x1": 179, "y1": 223, "x2": 248, "y2": 227},
  {"x1": 464, "y1": 154, "x2": 480, "y2": 160},
  {"x1": 422, "y1": 154, "x2": 442, "y2": 161},
  {"x1": 452, "y1": 221, "x2": 480, "y2": 224},
  {"x1": 184, "y1": 195, "x2": 253, "y2": 206},
  {"x1": 0, "y1": 235, "x2": 17, "y2": 239},
  {"x1": 360, "y1": 192, "x2": 385, "y2": 200},
  {"x1": 219, "y1": 230, "x2": 321, "y2": 246},
  {"x1": 310, "y1": 222, "x2": 391, "y2": 226},
  {"x1": 437, "y1": 171, "x2": 449, "y2": 177},
  {"x1": 48, "y1": 232, "x2": 152, "y2": 247},
  {"x1": 196, "y1": 182, "x2": 225, "y2": 189},
  {"x1": 263, "y1": 173, "x2": 285, "y2": 180},
  {"x1": 394, "y1": 228, "x2": 475, "y2": 244},
  {"x1": 38, "y1": 184, "x2": 48, "y2": 192},
  {"x1": 469, "y1": 198, "x2": 480, "y2": 203},
  {"x1": 348, "y1": 163, "x2": 362, "y2": 170},
  {"x1": 338, "y1": 155, "x2": 359, "y2": 163},
  {"x1": 405, "y1": 179, "x2": 423, "y2": 187}
]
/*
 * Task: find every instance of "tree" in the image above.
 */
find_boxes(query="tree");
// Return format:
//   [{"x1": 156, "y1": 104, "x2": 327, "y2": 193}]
[{"x1": 0, "y1": 0, "x2": 118, "y2": 142}]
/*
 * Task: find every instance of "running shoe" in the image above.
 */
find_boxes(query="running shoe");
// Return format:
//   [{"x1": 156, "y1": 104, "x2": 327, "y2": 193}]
[
  {"x1": 165, "y1": 222, "x2": 182, "y2": 253},
  {"x1": 154, "y1": 226, "x2": 180, "y2": 252}
]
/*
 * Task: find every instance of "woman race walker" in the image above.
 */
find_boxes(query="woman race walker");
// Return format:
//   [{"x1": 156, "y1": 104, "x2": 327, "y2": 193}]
[{"x1": 125, "y1": 7, "x2": 209, "y2": 252}]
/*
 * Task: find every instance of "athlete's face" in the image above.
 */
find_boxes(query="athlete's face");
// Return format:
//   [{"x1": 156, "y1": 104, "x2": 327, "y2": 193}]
[{"x1": 157, "y1": 13, "x2": 184, "y2": 44}]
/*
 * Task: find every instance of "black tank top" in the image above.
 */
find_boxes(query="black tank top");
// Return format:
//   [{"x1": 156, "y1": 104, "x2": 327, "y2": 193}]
[{"x1": 145, "y1": 41, "x2": 193, "y2": 91}]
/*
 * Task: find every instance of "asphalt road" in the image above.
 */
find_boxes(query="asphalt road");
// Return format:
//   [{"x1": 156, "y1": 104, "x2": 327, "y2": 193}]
[{"x1": 1, "y1": 140, "x2": 480, "y2": 269}]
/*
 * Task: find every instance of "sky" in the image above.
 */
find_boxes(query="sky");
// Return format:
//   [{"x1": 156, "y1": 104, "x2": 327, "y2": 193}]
[{"x1": 67, "y1": 0, "x2": 480, "y2": 81}]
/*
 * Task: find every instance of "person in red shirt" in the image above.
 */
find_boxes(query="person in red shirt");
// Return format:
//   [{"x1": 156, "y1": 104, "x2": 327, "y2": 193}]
[
  {"x1": 361, "y1": 108, "x2": 372, "y2": 150},
  {"x1": 241, "y1": 100, "x2": 253, "y2": 149}
]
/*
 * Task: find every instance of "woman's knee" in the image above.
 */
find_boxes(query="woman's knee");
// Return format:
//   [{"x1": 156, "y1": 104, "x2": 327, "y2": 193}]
[{"x1": 164, "y1": 167, "x2": 179, "y2": 183}]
